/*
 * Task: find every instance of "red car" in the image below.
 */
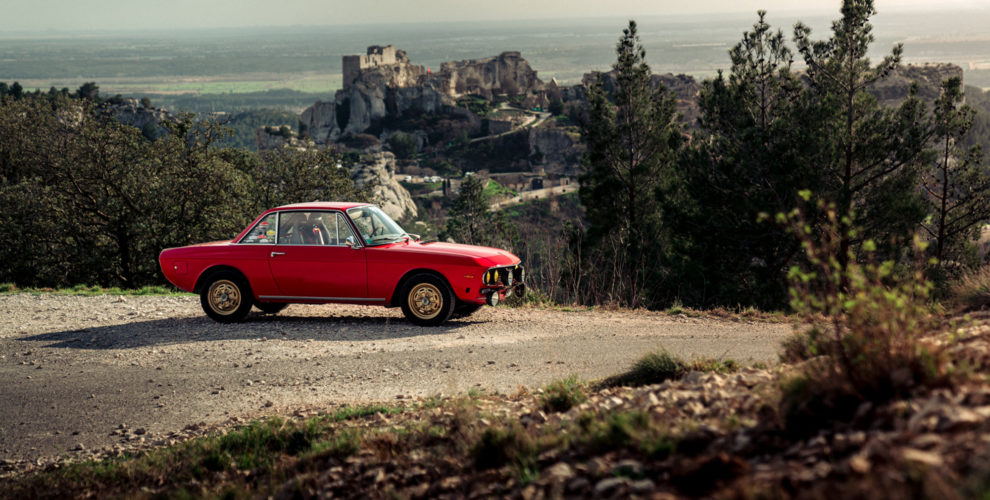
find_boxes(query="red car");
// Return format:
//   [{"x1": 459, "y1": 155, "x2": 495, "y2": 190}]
[{"x1": 159, "y1": 202, "x2": 525, "y2": 326}]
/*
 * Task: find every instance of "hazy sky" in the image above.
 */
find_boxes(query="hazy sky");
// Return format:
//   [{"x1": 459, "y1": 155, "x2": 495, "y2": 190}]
[{"x1": 3, "y1": 0, "x2": 987, "y2": 32}]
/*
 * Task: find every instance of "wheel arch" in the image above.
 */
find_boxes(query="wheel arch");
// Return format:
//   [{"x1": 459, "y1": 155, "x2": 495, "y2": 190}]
[
  {"x1": 194, "y1": 265, "x2": 252, "y2": 296},
  {"x1": 388, "y1": 268, "x2": 452, "y2": 307}
]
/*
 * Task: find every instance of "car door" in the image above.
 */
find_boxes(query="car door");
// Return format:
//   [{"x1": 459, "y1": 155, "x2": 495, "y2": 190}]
[{"x1": 267, "y1": 211, "x2": 369, "y2": 300}]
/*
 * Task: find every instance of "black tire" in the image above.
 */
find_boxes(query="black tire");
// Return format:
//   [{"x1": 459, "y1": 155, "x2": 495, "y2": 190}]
[
  {"x1": 200, "y1": 271, "x2": 253, "y2": 323},
  {"x1": 452, "y1": 302, "x2": 483, "y2": 318},
  {"x1": 256, "y1": 302, "x2": 288, "y2": 315},
  {"x1": 400, "y1": 273, "x2": 455, "y2": 326}
]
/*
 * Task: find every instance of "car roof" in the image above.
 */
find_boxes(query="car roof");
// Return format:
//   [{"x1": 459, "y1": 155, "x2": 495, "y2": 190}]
[{"x1": 271, "y1": 201, "x2": 371, "y2": 212}]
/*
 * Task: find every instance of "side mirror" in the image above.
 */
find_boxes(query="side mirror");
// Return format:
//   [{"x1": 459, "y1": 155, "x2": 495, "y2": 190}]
[
  {"x1": 346, "y1": 236, "x2": 361, "y2": 249},
  {"x1": 407, "y1": 233, "x2": 421, "y2": 241}
]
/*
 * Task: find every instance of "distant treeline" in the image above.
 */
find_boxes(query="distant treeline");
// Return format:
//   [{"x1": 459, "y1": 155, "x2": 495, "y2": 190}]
[{"x1": 146, "y1": 89, "x2": 326, "y2": 115}]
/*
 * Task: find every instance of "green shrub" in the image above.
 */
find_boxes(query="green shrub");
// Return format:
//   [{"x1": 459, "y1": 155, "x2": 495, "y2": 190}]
[
  {"x1": 540, "y1": 375, "x2": 587, "y2": 413},
  {"x1": 602, "y1": 348, "x2": 687, "y2": 388},
  {"x1": 471, "y1": 424, "x2": 537, "y2": 472},
  {"x1": 777, "y1": 200, "x2": 952, "y2": 434},
  {"x1": 387, "y1": 132, "x2": 417, "y2": 160}
]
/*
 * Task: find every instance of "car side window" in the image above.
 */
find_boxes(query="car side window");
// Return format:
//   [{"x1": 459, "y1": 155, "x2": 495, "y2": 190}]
[
  {"x1": 240, "y1": 213, "x2": 277, "y2": 244},
  {"x1": 335, "y1": 213, "x2": 358, "y2": 246}
]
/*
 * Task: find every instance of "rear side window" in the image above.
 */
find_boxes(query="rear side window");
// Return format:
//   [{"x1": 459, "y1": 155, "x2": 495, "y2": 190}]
[{"x1": 239, "y1": 213, "x2": 277, "y2": 244}]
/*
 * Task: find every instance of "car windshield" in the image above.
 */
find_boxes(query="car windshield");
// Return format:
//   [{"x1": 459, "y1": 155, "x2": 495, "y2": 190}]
[{"x1": 346, "y1": 206, "x2": 408, "y2": 246}]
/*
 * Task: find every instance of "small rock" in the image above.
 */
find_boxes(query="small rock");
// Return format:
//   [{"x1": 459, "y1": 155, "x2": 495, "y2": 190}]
[
  {"x1": 586, "y1": 457, "x2": 608, "y2": 476},
  {"x1": 545, "y1": 462, "x2": 575, "y2": 480},
  {"x1": 612, "y1": 459, "x2": 644, "y2": 477},
  {"x1": 901, "y1": 448, "x2": 943, "y2": 467},
  {"x1": 566, "y1": 477, "x2": 591, "y2": 492},
  {"x1": 849, "y1": 454, "x2": 871, "y2": 474},
  {"x1": 629, "y1": 479, "x2": 655, "y2": 493},
  {"x1": 595, "y1": 477, "x2": 626, "y2": 494}
]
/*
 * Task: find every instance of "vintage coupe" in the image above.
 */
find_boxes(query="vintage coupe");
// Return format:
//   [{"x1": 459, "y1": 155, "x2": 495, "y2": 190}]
[{"x1": 159, "y1": 202, "x2": 525, "y2": 326}]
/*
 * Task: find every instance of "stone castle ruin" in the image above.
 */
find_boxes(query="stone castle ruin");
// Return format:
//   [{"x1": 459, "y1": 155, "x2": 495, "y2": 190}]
[
  {"x1": 343, "y1": 45, "x2": 399, "y2": 88},
  {"x1": 299, "y1": 45, "x2": 545, "y2": 144}
]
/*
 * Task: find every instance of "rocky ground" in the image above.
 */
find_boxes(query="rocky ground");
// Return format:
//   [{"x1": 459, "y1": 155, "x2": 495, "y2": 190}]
[
  {"x1": 5, "y1": 295, "x2": 986, "y2": 498},
  {"x1": 0, "y1": 294, "x2": 789, "y2": 473},
  {"x1": 243, "y1": 328, "x2": 990, "y2": 499}
]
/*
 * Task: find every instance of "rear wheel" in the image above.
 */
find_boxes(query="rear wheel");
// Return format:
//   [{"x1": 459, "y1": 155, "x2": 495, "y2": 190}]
[
  {"x1": 200, "y1": 271, "x2": 253, "y2": 323},
  {"x1": 256, "y1": 303, "x2": 288, "y2": 315},
  {"x1": 401, "y1": 274, "x2": 455, "y2": 326}
]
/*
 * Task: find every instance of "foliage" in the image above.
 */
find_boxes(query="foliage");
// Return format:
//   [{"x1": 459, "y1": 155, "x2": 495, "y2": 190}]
[
  {"x1": 441, "y1": 175, "x2": 517, "y2": 249},
  {"x1": 387, "y1": 132, "x2": 418, "y2": 160},
  {"x1": 668, "y1": 11, "x2": 816, "y2": 309},
  {"x1": 0, "y1": 94, "x2": 365, "y2": 288},
  {"x1": 539, "y1": 375, "x2": 587, "y2": 413},
  {"x1": 248, "y1": 147, "x2": 367, "y2": 215},
  {"x1": 777, "y1": 197, "x2": 951, "y2": 435},
  {"x1": 213, "y1": 108, "x2": 298, "y2": 150},
  {"x1": 579, "y1": 20, "x2": 683, "y2": 308},
  {"x1": 920, "y1": 77, "x2": 989, "y2": 270},
  {"x1": 794, "y1": 0, "x2": 932, "y2": 265}
]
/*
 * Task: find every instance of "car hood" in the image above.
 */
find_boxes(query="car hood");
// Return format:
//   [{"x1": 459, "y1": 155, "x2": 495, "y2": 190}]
[{"x1": 393, "y1": 241, "x2": 519, "y2": 266}]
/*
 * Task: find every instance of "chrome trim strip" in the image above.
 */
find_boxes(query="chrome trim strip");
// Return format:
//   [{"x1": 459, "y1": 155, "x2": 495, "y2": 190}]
[{"x1": 258, "y1": 295, "x2": 386, "y2": 302}]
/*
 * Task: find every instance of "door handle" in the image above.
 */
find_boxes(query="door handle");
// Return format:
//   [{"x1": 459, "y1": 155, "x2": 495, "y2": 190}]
[{"x1": 270, "y1": 251, "x2": 286, "y2": 257}]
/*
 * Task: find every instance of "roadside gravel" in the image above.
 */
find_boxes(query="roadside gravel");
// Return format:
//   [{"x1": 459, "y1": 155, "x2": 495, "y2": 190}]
[{"x1": 0, "y1": 294, "x2": 791, "y2": 465}]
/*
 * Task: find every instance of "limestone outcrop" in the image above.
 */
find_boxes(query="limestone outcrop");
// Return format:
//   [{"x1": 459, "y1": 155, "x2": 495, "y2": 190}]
[
  {"x1": 529, "y1": 126, "x2": 582, "y2": 174},
  {"x1": 350, "y1": 152, "x2": 418, "y2": 221},
  {"x1": 438, "y1": 51, "x2": 543, "y2": 99},
  {"x1": 106, "y1": 98, "x2": 172, "y2": 138},
  {"x1": 299, "y1": 100, "x2": 340, "y2": 145}
]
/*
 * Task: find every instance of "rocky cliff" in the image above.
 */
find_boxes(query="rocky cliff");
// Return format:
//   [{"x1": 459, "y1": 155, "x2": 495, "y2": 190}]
[
  {"x1": 438, "y1": 51, "x2": 543, "y2": 99},
  {"x1": 870, "y1": 63, "x2": 964, "y2": 106},
  {"x1": 350, "y1": 152, "x2": 418, "y2": 221}
]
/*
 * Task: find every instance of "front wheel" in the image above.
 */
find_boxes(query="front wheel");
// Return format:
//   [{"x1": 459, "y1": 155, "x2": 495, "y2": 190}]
[
  {"x1": 400, "y1": 274, "x2": 455, "y2": 326},
  {"x1": 200, "y1": 271, "x2": 253, "y2": 323}
]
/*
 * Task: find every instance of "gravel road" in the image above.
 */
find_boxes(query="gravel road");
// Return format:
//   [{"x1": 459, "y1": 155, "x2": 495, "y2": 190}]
[{"x1": 0, "y1": 294, "x2": 791, "y2": 463}]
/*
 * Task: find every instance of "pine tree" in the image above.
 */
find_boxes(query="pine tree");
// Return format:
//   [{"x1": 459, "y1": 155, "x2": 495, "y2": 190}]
[
  {"x1": 669, "y1": 11, "x2": 816, "y2": 308},
  {"x1": 580, "y1": 20, "x2": 682, "y2": 308},
  {"x1": 921, "y1": 76, "x2": 989, "y2": 267},
  {"x1": 443, "y1": 176, "x2": 516, "y2": 249},
  {"x1": 795, "y1": 0, "x2": 931, "y2": 267}
]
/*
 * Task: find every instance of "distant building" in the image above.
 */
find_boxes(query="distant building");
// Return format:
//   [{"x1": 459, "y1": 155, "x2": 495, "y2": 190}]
[{"x1": 342, "y1": 45, "x2": 399, "y2": 89}]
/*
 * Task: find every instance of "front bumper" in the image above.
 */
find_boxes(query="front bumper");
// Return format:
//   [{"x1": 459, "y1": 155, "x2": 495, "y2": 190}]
[{"x1": 479, "y1": 264, "x2": 526, "y2": 305}]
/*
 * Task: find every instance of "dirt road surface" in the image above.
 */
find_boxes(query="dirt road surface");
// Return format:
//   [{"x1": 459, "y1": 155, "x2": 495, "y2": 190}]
[{"x1": 0, "y1": 295, "x2": 792, "y2": 463}]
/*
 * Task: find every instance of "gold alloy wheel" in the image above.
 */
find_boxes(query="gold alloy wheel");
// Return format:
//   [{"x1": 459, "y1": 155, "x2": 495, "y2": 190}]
[
  {"x1": 207, "y1": 279, "x2": 241, "y2": 316},
  {"x1": 408, "y1": 282, "x2": 443, "y2": 320}
]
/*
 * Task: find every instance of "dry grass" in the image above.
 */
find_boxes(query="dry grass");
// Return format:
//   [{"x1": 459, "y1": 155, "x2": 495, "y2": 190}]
[{"x1": 950, "y1": 265, "x2": 990, "y2": 313}]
